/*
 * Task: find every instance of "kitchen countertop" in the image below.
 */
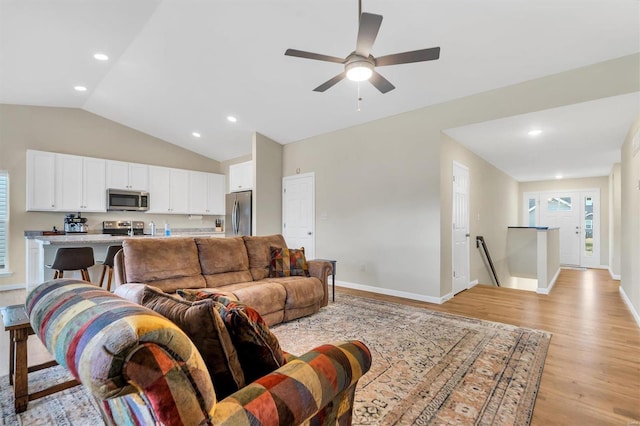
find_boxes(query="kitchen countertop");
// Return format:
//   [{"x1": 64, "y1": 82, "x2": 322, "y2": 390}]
[{"x1": 26, "y1": 231, "x2": 225, "y2": 244}]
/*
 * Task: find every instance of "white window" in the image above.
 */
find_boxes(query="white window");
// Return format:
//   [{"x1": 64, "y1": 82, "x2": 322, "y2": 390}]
[{"x1": 0, "y1": 171, "x2": 8, "y2": 272}]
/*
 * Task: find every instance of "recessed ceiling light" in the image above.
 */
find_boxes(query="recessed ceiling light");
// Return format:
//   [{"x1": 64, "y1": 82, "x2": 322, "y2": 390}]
[
  {"x1": 227, "y1": 116, "x2": 237, "y2": 123},
  {"x1": 74, "y1": 85, "x2": 87, "y2": 92},
  {"x1": 555, "y1": 174, "x2": 563, "y2": 179},
  {"x1": 93, "y1": 53, "x2": 109, "y2": 61},
  {"x1": 527, "y1": 129, "x2": 542, "y2": 136},
  {"x1": 192, "y1": 132, "x2": 201, "y2": 138}
]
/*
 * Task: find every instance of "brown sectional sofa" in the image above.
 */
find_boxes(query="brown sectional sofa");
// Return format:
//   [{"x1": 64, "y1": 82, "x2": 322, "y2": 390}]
[{"x1": 114, "y1": 234, "x2": 331, "y2": 325}]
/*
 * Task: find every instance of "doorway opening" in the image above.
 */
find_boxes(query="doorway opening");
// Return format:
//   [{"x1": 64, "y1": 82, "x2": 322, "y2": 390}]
[{"x1": 523, "y1": 189, "x2": 600, "y2": 268}]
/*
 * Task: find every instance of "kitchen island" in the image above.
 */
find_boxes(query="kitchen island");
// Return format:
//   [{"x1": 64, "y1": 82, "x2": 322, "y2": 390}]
[{"x1": 25, "y1": 231, "x2": 224, "y2": 292}]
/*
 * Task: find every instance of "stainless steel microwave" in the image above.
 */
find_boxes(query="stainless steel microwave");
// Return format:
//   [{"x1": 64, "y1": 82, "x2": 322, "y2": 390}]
[{"x1": 107, "y1": 189, "x2": 149, "y2": 211}]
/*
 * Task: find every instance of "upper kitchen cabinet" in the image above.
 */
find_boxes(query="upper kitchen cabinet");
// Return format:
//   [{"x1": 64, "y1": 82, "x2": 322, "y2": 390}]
[
  {"x1": 189, "y1": 171, "x2": 225, "y2": 215},
  {"x1": 26, "y1": 150, "x2": 56, "y2": 211},
  {"x1": 27, "y1": 150, "x2": 106, "y2": 212},
  {"x1": 147, "y1": 166, "x2": 190, "y2": 214},
  {"x1": 106, "y1": 160, "x2": 149, "y2": 191},
  {"x1": 228, "y1": 161, "x2": 253, "y2": 192},
  {"x1": 55, "y1": 154, "x2": 107, "y2": 212}
]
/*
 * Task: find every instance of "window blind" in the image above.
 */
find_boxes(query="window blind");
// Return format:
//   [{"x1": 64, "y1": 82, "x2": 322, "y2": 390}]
[{"x1": 0, "y1": 172, "x2": 7, "y2": 270}]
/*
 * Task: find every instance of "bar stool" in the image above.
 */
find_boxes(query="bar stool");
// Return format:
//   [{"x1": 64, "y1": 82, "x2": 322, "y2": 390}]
[
  {"x1": 98, "y1": 245, "x2": 122, "y2": 292},
  {"x1": 46, "y1": 247, "x2": 95, "y2": 282}
]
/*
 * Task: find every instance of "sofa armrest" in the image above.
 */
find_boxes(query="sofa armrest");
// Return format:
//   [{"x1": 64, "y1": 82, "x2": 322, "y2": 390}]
[
  {"x1": 115, "y1": 282, "x2": 156, "y2": 304},
  {"x1": 26, "y1": 278, "x2": 217, "y2": 425},
  {"x1": 307, "y1": 260, "x2": 332, "y2": 306},
  {"x1": 213, "y1": 340, "x2": 372, "y2": 425}
]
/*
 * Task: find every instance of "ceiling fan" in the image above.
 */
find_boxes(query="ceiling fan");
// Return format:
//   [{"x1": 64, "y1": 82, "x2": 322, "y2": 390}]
[{"x1": 284, "y1": 3, "x2": 440, "y2": 94}]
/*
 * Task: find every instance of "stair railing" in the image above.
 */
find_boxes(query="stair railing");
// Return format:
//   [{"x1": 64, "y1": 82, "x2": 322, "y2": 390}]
[{"x1": 476, "y1": 236, "x2": 500, "y2": 287}]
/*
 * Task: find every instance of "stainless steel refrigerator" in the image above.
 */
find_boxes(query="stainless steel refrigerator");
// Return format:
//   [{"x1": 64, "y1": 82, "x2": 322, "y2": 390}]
[{"x1": 225, "y1": 190, "x2": 252, "y2": 236}]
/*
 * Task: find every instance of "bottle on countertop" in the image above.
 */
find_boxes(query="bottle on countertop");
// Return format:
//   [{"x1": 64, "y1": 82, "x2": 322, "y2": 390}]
[
  {"x1": 164, "y1": 223, "x2": 171, "y2": 237},
  {"x1": 149, "y1": 221, "x2": 156, "y2": 236}
]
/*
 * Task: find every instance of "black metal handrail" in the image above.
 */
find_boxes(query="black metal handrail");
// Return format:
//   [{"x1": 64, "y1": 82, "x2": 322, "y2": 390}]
[{"x1": 476, "y1": 236, "x2": 500, "y2": 287}]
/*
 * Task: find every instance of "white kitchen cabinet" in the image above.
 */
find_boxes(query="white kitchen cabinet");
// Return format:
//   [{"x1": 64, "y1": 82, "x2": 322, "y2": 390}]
[
  {"x1": 206, "y1": 173, "x2": 226, "y2": 215},
  {"x1": 55, "y1": 154, "x2": 106, "y2": 212},
  {"x1": 106, "y1": 160, "x2": 149, "y2": 191},
  {"x1": 148, "y1": 166, "x2": 190, "y2": 214},
  {"x1": 229, "y1": 161, "x2": 253, "y2": 192},
  {"x1": 189, "y1": 171, "x2": 208, "y2": 214},
  {"x1": 189, "y1": 171, "x2": 225, "y2": 215},
  {"x1": 26, "y1": 150, "x2": 56, "y2": 211}
]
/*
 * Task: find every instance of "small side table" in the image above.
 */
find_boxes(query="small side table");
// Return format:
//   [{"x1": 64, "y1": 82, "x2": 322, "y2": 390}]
[
  {"x1": 314, "y1": 259, "x2": 336, "y2": 302},
  {"x1": 1, "y1": 304, "x2": 79, "y2": 413}
]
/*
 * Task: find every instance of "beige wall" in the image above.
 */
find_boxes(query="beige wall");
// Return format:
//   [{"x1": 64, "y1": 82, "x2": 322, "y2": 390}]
[
  {"x1": 519, "y1": 176, "x2": 610, "y2": 266},
  {"x1": 610, "y1": 163, "x2": 622, "y2": 277},
  {"x1": 620, "y1": 115, "x2": 640, "y2": 321},
  {"x1": 441, "y1": 134, "x2": 519, "y2": 292},
  {"x1": 253, "y1": 132, "x2": 283, "y2": 235},
  {"x1": 0, "y1": 105, "x2": 222, "y2": 289},
  {"x1": 283, "y1": 54, "x2": 638, "y2": 300}
]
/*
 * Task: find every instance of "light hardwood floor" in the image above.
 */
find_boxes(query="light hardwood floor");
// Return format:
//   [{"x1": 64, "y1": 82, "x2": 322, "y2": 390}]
[
  {"x1": 1, "y1": 269, "x2": 638, "y2": 425},
  {"x1": 340, "y1": 268, "x2": 640, "y2": 425}
]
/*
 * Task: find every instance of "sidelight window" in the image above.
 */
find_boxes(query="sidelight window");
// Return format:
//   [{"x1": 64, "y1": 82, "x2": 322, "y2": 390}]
[{"x1": 584, "y1": 196, "x2": 594, "y2": 256}]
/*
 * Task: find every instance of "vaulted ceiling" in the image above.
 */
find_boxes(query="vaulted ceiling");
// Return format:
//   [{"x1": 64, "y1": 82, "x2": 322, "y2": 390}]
[{"x1": 1, "y1": 0, "x2": 638, "y2": 181}]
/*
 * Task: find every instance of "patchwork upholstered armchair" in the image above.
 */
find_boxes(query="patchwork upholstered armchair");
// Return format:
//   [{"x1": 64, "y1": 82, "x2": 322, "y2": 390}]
[{"x1": 27, "y1": 279, "x2": 371, "y2": 425}]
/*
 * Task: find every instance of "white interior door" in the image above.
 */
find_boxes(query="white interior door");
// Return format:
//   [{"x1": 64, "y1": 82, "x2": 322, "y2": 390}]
[
  {"x1": 539, "y1": 192, "x2": 580, "y2": 266},
  {"x1": 282, "y1": 173, "x2": 315, "y2": 259},
  {"x1": 452, "y1": 162, "x2": 470, "y2": 295}
]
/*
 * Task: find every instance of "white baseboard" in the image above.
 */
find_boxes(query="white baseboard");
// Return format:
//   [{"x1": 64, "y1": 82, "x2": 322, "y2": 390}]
[
  {"x1": 0, "y1": 283, "x2": 26, "y2": 292},
  {"x1": 468, "y1": 279, "x2": 479, "y2": 289},
  {"x1": 619, "y1": 286, "x2": 640, "y2": 329},
  {"x1": 536, "y1": 267, "x2": 560, "y2": 295},
  {"x1": 608, "y1": 267, "x2": 621, "y2": 280},
  {"x1": 335, "y1": 280, "x2": 451, "y2": 304}
]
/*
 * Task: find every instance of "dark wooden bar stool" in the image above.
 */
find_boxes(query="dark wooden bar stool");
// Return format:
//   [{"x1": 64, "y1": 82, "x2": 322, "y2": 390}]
[
  {"x1": 98, "y1": 245, "x2": 122, "y2": 292},
  {"x1": 46, "y1": 247, "x2": 95, "y2": 282}
]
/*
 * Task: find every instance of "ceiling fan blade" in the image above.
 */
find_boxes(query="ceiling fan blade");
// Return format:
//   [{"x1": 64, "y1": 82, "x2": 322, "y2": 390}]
[
  {"x1": 375, "y1": 47, "x2": 441, "y2": 67},
  {"x1": 369, "y1": 71, "x2": 395, "y2": 94},
  {"x1": 355, "y1": 13, "x2": 383, "y2": 57},
  {"x1": 313, "y1": 72, "x2": 347, "y2": 92},
  {"x1": 285, "y1": 49, "x2": 345, "y2": 64}
]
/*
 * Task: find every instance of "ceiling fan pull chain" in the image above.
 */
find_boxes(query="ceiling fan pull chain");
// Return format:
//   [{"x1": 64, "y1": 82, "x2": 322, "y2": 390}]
[{"x1": 356, "y1": 82, "x2": 362, "y2": 111}]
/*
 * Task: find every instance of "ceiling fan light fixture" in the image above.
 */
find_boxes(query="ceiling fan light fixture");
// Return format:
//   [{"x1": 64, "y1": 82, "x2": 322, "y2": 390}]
[{"x1": 346, "y1": 61, "x2": 373, "y2": 82}]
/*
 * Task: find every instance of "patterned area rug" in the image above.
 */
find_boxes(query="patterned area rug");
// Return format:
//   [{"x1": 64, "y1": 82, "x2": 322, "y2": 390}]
[
  {"x1": 0, "y1": 294, "x2": 550, "y2": 425},
  {"x1": 272, "y1": 295, "x2": 551, "y2": 425},
  {"x1": 0, "y1": 366, "x2": 102, "y2": 426}
]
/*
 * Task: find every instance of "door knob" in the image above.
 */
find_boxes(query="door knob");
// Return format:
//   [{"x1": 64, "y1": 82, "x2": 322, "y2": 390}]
[{"x1": 307, "y1": 232, "x2": 313, "y2": 235}]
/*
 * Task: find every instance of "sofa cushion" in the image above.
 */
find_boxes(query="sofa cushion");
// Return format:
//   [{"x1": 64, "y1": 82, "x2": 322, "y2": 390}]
[
  {"x1": 269, "y1": 246, "x2": 310, "y2": 278},
  {"x1": 242, "y1": 235, "x2": 288, "y2": 281},
  {"x1": 264, "y1": 276, "x2": 324, "y2": 309},
  {"x1": 175, "y1": 291, "x2": 286, "y2": 384},
  {"x1": 123, "y1": 238, "x2": 206, "y2": 292},
  {"x1": 195, "y1": 237, "x2": 254, "y2": 287},
  {"x1": 140, "y1": 286, "x2": 245, "y2": 398}
]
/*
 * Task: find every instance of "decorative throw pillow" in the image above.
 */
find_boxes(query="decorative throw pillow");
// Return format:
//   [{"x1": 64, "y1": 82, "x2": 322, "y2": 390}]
[
  {"x1": 176, "y1": 290, "x2": 286, "y2": 383},
  {"x1": 140, "y1": 286, "x2": 245, "y2": 398},
  {"x1": 269, "y1": 246, "x2": 310, "y2": 278}
]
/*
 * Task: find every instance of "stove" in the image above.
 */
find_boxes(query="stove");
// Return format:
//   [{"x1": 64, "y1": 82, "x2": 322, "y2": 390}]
[{"x1": 102, "y1": 221, "x2": 145, "y2": 236}]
